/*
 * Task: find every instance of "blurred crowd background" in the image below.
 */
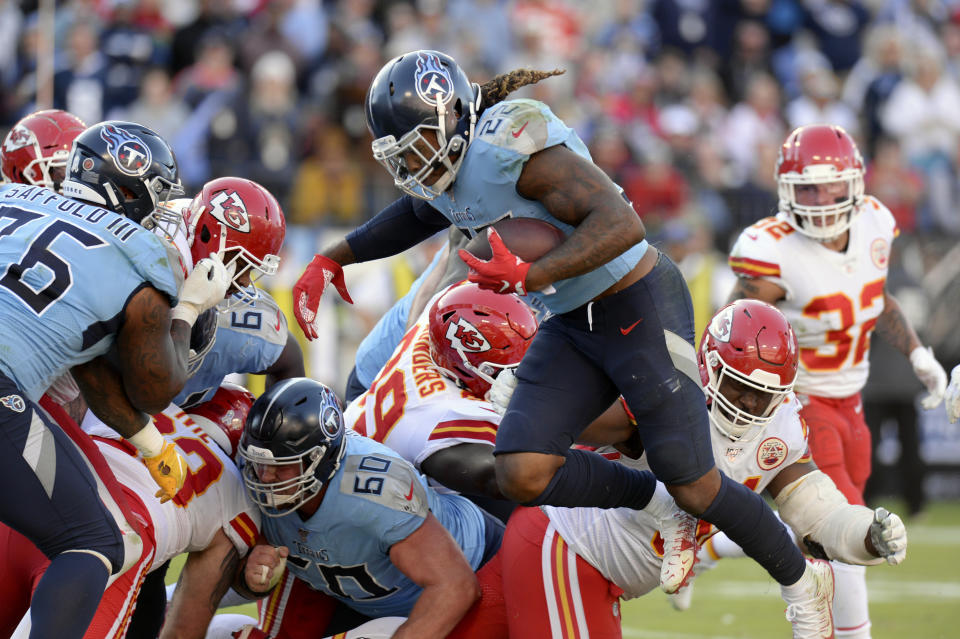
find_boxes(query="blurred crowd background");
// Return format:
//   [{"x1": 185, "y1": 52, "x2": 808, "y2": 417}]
[{"x1": 2, "y1": 0, "x2": 959, "y2": 510}]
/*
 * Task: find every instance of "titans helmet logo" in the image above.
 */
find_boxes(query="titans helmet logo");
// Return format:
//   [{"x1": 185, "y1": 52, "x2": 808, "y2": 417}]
[
  {"x1": 321, "y1": 405, "x2": 343, "y2": 439},
  {"x1": 414, "y1": 52, "x2": 454, "y2": 107},
  {"x1": 208, "y1": 189, "x2": 250, "y2": 232},
  {"x1": 100, "y1": 125, "x2": 152, "y2": 176}
]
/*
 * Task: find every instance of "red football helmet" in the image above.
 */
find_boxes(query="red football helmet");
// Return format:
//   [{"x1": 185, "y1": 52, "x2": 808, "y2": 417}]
[
  {"x1": 429, "y1": 282, "x2": 539, "y2": 398},
  {"x1": 776, "y1": 124, "x2": 864, "y2": 241},
  {"x1": 184, "y1": 177, "x2": 285, "y2": 307},
  {"x1": 187, "y1": 383, "x2": 256, "y2": 459},
  {"x1": 1, "y1": 109, "x2": 87, "y2": 190},
  {"x1": 698, "y1": 299, "x2": 798, "y2": 442}
]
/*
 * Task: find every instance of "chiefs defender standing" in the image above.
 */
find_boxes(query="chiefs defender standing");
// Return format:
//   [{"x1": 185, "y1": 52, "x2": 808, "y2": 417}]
[{"x1": 727, "y1": 124, "x2": 947, "y2": 639}]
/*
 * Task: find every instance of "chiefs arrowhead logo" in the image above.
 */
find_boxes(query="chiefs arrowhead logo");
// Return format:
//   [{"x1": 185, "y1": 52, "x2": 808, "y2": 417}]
[
  {"x1": 208, "y1": 190, "x2": 250, "y2": 232},
  {"x1": 3, "y1": 125, "x2": 34, "y2": 153},
  {"x1": 708, "y1": 305, "x2": 734, "y2": 343},
  {"x1": 446, "y1": 318, "x2": 491, "y2": 353}
]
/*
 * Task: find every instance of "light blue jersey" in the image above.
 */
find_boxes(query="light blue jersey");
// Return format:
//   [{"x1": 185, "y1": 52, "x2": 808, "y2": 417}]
[
  {"x1": 176, "y1": 289, "x2": 287, "y2": 408},
  {"x1": 430, "y1": 99, "x2": 648, "y2": 314},
  {"x1": 0, "y1": 184, "x2": 181, "y2": 401},
  {"x1": 261, "y1": 431, "x2": 489, "y2": 618}
]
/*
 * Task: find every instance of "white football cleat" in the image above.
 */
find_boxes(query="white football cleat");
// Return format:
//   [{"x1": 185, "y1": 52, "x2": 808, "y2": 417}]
[
  {"x1": 781, "y1": 558, "x2": 835, "y2": 639},
  {"x1": 658, "y1": 506, "x2": 699, "y2": 594},
  {"x1": 667, "y1": 549, "x2": 717, "y2": 611}
]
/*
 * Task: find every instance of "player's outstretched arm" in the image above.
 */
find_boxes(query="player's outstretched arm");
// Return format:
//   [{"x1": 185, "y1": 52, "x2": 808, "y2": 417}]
[
  {"x1": 768, "y1": 461, "x2": 907, "y2": 566},
  {"x1": 388, "y1": 512, "x2": 480, "y2": 639},
  {"x1": 160, "y1": 530, "x2": 245, "y2": 639}
]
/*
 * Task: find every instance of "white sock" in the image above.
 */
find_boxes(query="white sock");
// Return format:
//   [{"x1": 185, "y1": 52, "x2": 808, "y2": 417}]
[
  {"x1": 832, "y1": 561, "x2": 870, "y2": 638},
  {"x1": 643, "y1": 482, "x2": 676, "y2": 520},
  {"x1": 707, "y1": 532, "x2": 746, "y2": 559}
]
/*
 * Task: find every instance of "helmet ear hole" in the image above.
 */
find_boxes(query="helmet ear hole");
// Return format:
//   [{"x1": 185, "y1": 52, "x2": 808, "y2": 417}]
[{"x1": 200, "y1": 224, "x2": 211, "y2": 244}]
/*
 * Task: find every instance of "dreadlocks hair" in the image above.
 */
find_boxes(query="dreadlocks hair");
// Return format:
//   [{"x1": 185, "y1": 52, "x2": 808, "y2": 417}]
[{"x1": 478, "y1": 68, "x2": 566, "y2": 110}]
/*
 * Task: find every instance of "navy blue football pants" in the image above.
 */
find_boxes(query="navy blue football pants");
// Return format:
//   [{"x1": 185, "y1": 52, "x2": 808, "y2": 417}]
[
  {"x1": 495, "y1": 251, "x2": 714, "y2": 485},
  {"x1": 0, "y1": 373, "x2": 124, "y2": 568}
]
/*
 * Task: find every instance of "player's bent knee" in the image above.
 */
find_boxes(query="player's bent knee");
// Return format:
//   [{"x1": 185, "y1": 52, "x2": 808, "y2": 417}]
[
  {"x1": 666, "y1": 467, "x2": 721, "y2": 516},
  {"x1": 494, "y1": 453, "x2": 561, "y2": 503}
]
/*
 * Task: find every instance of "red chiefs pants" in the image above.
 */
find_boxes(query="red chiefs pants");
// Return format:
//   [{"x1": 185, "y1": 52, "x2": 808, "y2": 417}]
[
  {"x1": 800, "y1": 393, "x2": 871, "y2": 505},
  {"x1": 0, "y1": 399, "x2": 154, "y2": 638},
  {"x1": 451, "y1": 507, "x2": 622, "y2": 639}
]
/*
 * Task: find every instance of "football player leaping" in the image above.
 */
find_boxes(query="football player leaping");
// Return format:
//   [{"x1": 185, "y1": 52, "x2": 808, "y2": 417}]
[
  {"x1": 452, "y1": 300, "x2": 905, "y2": 639},
  {"x1": 727, "y1": 124, "x2": 943, "y2": 638}
]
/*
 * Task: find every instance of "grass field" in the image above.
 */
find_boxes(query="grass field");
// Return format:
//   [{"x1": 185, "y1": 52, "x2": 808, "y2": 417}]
[{"x1": 169, "y1": 499, "x2": 960, "y2": 638}]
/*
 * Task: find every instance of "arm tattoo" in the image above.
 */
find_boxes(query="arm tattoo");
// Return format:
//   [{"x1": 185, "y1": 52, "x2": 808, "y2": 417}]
[
  {"x1": 118, "y1": 288, "x2": 189, "y2": 414},
  {"x1": 519, "y1": 147, "x2": 643, "y2": 283},
  {"x1": 874, "y1": 292, "x2": 920, "y2": 356}
]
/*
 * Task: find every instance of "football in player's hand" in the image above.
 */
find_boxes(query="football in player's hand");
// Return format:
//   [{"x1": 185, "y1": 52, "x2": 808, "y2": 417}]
[{"x1": 463, "y1": 217, "x2": 566, "y2": 263}]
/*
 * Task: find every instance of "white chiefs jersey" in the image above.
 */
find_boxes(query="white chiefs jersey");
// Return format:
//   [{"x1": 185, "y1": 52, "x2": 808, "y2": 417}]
[
  {"x1": 82, "y1": 405, "x2": 260, "y2": 567},
  {"x1": 343, "y1": 305, "x2": 500, "y2": 490},
  {"x1": 544, "y1": 395, "x2": 810, "y2": 600},
  {"x1": 728, "y1": 198, "x2": 898, "y2": 397}
]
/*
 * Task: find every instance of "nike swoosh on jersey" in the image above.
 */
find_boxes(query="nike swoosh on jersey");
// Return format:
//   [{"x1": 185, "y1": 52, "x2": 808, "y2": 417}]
[
  {"x1": 512, "y1": 122, "x2": 528, "y2": 138},
  {"x1": 404, "y1": 480, "x2": 415, "y2": 501}
]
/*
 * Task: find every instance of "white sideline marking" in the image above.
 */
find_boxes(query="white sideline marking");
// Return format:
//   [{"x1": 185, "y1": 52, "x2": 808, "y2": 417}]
[
  {"x1": 643, "y1": 579, "x2": 960, "y2": 602},
  {"x1": 623, "y1": 630, "x2": 742, "y2": 639},
  {"x1": 903, "y1": 525, "x2": 960, "y2": 545}
]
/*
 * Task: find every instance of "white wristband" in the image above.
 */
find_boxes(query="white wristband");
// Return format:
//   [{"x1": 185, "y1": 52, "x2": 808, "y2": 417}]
[
  {"x1": 128, "y1": 422, "x2": 165, "y2": 458},
  {"x1": 170, "y1": 302, "x2": 199, "y2": 327}
]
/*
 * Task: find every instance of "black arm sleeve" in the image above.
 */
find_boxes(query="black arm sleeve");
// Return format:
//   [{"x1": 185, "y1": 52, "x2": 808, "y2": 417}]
[{"x1": 345, "y1": 195, "x2": 451, "y2": 262}]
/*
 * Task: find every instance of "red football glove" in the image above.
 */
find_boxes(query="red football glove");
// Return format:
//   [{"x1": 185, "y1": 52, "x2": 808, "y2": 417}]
[
  {"x1": 292, "y1": 255, "x2": 353, "y2": 340},
  {"x1": 458, "y1": 227, "x2": 533, "y2": 296}
]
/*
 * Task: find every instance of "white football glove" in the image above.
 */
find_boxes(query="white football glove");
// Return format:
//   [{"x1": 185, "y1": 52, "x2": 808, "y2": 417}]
[
  {"x1": 487, "y1": 368, "x2": 518, "y2": 415},
  {"x1": 945, "y1": 365, "x2": 960, "y2": 424},
  {"x1": 869, "y1": 507, "x2": 907, "y2": 565},
  {"x1": 909, "y1": 346, "x2": 947, "y2": 410},
  {"x1": 171, "y1": 253, "x2": 234, "y2": 326}
]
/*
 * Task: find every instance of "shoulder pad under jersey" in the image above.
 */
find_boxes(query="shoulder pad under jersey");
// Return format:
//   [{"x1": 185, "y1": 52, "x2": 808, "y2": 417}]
[
  {"x1": 337, "y1": 446, "x2": 429, "y2": 518},
  {"x1": 728, "y1": 217, "x2": 787, "y2": 280},
  {"x1": 217, "y1": 289, "x2": 287, "y2": 346},
  {"x1": 475, "y1": 99, "x2": 565, "y2": 157}
]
